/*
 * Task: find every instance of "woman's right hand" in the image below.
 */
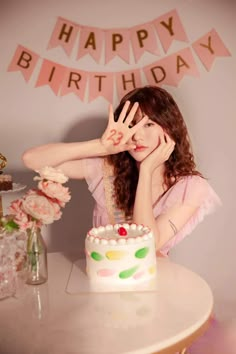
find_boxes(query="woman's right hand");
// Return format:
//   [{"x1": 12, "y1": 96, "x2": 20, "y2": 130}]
[{"x1": 101, "y1": 101, "x2": 148, "y2": 154}]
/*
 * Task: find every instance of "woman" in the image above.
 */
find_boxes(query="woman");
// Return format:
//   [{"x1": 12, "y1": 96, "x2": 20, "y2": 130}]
[{"x1": 22, "y1": 86, "x2": 221, "y2": 256}]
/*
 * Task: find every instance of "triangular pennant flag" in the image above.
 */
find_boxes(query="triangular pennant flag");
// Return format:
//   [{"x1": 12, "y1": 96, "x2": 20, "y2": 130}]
[
  {"x1": 35, "y1": 59, "x2": 66, "y2": 95},
  {"x1": 7, "y1": 45, "x2": 39, "y2": 82},
  {"x1": 154, "y1": 9, "x2": 189, "y2": 53},
  {"x1": 47, "y1": 17, "x2": 79, "y2": 57},
  {"x1": 192, "y1": 29, "x2": 231, "y2": 71}
]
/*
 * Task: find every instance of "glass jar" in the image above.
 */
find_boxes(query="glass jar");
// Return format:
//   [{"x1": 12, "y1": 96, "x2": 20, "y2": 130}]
[{"x1": 26, "y1": 227, "x2": 48, "y2": 285}]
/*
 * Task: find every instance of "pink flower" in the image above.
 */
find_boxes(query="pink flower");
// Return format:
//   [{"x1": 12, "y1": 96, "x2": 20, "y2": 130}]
[
  {"x1": 8, "y1": 199, "x2": 38, "y2": 230},
  {"x1": 14, "y1": 211, "x2": 35, "y2": 231},
  {"x1": 22, "y1": 194, "x2": 60, "y2": 224},
  {"x1": 34, "y1": 166, "x2": 68, "y2": 184},
  {"x1": 48, "y1": 199, "x2": 62, "y2": 221},
  {"x1": 8, "y1": 199, "x2": 23, "y2": 215},
  {"x1": 38, "y1": 181, "x2": 71, "y2": 205},
  {"x1": 4, "y1": 167, "x2": 71, "y2": 233}
]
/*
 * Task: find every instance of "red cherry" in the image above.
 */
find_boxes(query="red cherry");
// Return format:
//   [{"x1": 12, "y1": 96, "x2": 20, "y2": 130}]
[{"x1": 118, "y1": 227, "x2": 127, "y2": 236}]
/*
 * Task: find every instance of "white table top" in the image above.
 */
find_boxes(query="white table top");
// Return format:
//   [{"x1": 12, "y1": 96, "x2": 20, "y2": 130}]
[{"x1": 0, "y1": 252, "x2": 213, "y2": 354}]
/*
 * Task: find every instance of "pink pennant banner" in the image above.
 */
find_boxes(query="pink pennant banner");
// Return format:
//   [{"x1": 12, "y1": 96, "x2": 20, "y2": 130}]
[
  {"x1": 143, "y1": 47, "x2": 199, "y2": 87},
  {"x1": 116, "y1": 69, "x2": 142, "y2": 100},
  {"x1": 105, "y1": 28, "x2": 130, "y2": 64},
  {"x1": 77, "y1": 26, "x2": 104, "y2": 63},
  {"x1": 143, "y1": 55, "x2": 178, "y2": 87},
  {"x1": 35, "y1": 59, "x2": 66, "y2": 95},
  {"x1": 172, "y1": 47, "x2": 199, "y2": 83},
  {"x1": 47, "y1": 17, "x2": 80, "y2": 57},
  {"x1": 130, "y1": 22, "x2": 160, "y2": 62},
  {"x1": 88, "y1": 72, "x2": 114, "y2": 103},
  {"x1": 192, "y1": 29, "x2": 231, "y2": 71},
  {"x1": 60, "y1": 68, "x2": 88, "y2": 101},
  {"x1": 153, "y1": 9, "x2": 189, "y2": 53},
  {"x1": 7, "y1": 45, "x2": 39, "y2": 82}
]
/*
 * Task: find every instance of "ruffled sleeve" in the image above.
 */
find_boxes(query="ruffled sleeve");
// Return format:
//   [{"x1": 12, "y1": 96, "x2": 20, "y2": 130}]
[{"x1": 155, "y1": 176, "x2": 222, "y2": 256}]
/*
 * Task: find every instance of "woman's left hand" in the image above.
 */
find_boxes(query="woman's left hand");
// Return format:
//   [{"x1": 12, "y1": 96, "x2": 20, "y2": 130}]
[{"x1": 140, "y1": 132, "x2": 175, "y2": 174}]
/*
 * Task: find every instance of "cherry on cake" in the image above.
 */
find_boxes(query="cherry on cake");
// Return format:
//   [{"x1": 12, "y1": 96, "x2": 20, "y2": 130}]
[{"x1": 85, "y1": 223, "x2": 157, "y2": 286}]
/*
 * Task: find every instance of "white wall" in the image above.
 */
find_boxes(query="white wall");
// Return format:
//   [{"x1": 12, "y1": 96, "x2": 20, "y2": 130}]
[{"x1": 1, "y1": 0, "x2": 235, "y2": 321}]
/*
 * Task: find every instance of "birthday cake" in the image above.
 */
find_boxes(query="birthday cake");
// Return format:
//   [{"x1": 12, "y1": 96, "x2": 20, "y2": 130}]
[{"x1": 85, "y1": 223, "x2": 157, "y2": 287}]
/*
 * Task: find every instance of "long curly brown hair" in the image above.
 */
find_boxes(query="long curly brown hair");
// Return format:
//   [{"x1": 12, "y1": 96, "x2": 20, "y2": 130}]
[{"x1": 107, "y1": 86, "x2": 203, "y2": 217}]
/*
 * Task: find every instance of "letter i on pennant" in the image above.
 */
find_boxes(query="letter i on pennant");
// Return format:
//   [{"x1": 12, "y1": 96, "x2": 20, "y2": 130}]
[{"x1": 35, "y1": 59, "x2": 66, "y2": 95}]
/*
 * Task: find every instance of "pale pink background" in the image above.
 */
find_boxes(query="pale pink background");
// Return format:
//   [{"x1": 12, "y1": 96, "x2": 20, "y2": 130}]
[{"x1": 0, "y1": 0, "x2": 235, "y2": 323}]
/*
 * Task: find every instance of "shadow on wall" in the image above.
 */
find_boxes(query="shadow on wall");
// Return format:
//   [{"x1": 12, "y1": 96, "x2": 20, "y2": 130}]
[{"x1": 10, "y1": 114, "x2": 107, "y2": 254}]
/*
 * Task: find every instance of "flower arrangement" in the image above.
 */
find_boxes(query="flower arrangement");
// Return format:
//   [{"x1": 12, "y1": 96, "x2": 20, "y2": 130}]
[
  {"x1": 0, "y1": 166, "x2": 71, "y2": 233},
  {"x1": 0, "y1": 166, "x2": 71, "y2": 286}
]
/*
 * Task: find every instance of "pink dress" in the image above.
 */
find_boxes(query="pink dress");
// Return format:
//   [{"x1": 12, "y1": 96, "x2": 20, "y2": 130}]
[
  {"x1": 83, "y1": 157, "x2": 221, "y2": 256},
  {"x1": 83, "y1": 157, "x2": 226, "y2": 352}
]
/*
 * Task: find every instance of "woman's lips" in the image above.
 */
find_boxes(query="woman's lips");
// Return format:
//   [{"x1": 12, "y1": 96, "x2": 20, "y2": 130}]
[{"x1": 134, "y1": 146, "x2": 147, "y2": 152}]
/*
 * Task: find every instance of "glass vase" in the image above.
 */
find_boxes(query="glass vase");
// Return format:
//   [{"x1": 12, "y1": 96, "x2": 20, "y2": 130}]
[{"x1": 26, "y1": 226, "x2": 48, "y2": 285}]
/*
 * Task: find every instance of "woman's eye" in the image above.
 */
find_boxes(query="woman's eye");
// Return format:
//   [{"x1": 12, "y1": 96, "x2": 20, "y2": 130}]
[{"x1": 144, "y1": 122, "x2": 154, "y2": 127}]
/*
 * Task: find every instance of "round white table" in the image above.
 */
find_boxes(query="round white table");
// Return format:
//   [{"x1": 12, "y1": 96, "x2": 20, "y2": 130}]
[{"x1": 0, "y1": 252, "x2": 213, "y2": 354}]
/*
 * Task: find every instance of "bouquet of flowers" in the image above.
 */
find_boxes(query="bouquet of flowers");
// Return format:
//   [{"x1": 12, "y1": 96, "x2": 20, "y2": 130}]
[
  {"x1": 1, "y1": 166, "x2": 71, "y2": 232},
  {"x1": 0, "y1": 166, "x2": 71, "y2": 286}
]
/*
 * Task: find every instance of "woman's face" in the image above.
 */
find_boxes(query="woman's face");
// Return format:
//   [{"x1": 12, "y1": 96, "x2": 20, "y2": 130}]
[{"x1": 128, "y1": 109, "x2": 163, "y2": 162}]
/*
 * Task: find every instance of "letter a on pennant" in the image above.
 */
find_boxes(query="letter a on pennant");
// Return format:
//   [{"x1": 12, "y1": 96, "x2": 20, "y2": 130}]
[{"x1": 77, "y1": 27, "x2": 104, "y2": 63}]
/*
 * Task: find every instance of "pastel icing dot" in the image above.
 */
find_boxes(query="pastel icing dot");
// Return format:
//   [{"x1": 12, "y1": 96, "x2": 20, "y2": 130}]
[
  {"x1": 91, "y1": 251, "x2": 103, "y2": 261},
  {"x1": 101, "y1": 239, "x2": 108, "y2": 245},
  {"x1": 135, "y1": 247, "x2": 149, "y2": 259},
  {"x1": 130, "y1": 224, "x2": 137, "y2": 230},
  {"x1": 118, "y1": 238, "x2": 126, "y2": 245},
  {"x1": 97, "y1": 269, "x2": 116, "y2": 277},
  {"x1": 92, "y1": 228, "x2": 98, "y2": 235},
  {"x1": 149, "y1": 265, "x2": 156, "y2": 274},
  {"x1": 114, "y1": 224, "x2": 121, "y2": 230},
  {"x1": 106, "y1": 251, "x2": 127, "y2": 260},
  {"x1": 105, "y1": 224, "x2": 113, "y2": 231},
  {"x1": 119, "y1": 266, "x2": 139, "y2": 279},
  {"x1": 123, "y1": 223, "x2": 130, "y2": 229},
  {"x1": 109, "y1": 239, "x2": 117, "y2": 245}
]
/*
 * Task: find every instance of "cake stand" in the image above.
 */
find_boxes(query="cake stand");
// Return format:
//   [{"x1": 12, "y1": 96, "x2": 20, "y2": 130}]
[{"x1": 0, "y1": 183, "x2": 26, "y2": 217}]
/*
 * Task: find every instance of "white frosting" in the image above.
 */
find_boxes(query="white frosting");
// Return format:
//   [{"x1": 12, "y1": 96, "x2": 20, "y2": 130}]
[{"x1": 85, "y1": 223, "x2": 157, "y2": 286}]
